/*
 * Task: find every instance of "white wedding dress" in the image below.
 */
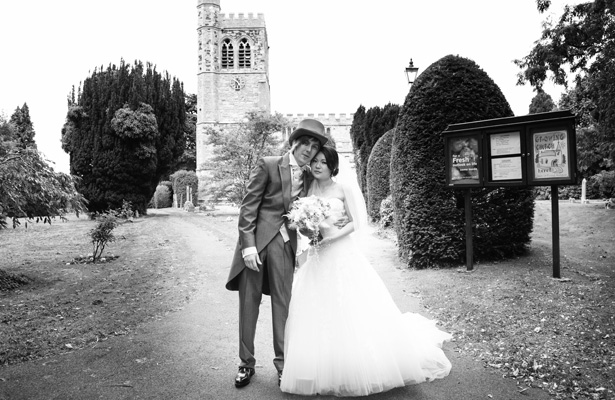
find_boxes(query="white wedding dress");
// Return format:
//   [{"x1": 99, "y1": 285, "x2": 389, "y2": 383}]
[{"x1": 280, "y1": 197, "x2": 452, "y2": 397}]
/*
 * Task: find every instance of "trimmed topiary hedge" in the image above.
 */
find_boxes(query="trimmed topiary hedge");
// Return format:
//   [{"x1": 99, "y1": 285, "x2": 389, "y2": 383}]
[
  {"x1": 390, "y1": 55, "x2": 535, "y2": 268},
  {"x1": 366, "y1": 128, "x2": 395, "y2": 221}
]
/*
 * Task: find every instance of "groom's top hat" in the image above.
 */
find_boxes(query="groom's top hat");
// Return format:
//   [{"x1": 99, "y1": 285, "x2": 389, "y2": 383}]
[{"x1": 288, "y1": 119, "x2": 328, "y2": 147}]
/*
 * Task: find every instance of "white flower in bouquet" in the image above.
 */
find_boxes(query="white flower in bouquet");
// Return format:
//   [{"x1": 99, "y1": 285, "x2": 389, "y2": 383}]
[{"x1": 285, "y1": 196, "x2": 331, "y2": 242}]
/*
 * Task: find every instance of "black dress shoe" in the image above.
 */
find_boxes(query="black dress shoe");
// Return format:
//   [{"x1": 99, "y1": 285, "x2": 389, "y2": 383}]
[
  {"x1": 234, "y1": 367, "x2": 255, "y2": 388},
  {"x1": 278, "y1": 370, "x2": 283, "y2": 387}
]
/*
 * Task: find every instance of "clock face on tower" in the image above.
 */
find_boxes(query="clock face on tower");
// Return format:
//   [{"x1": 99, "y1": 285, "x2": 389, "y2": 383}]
[{"x1": 229, "y1": 77, "x2": 245, "y2": 91}]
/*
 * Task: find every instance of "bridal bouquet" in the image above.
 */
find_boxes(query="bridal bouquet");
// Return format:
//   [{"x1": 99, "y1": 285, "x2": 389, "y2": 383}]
[{"x1": 285, "y1": 195, "x2": 331, "y2": 243}]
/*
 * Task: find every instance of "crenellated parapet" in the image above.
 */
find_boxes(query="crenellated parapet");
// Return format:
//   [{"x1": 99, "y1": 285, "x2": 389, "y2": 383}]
[
  {"x1": 281, "y1": 113, "x2": 355, "y2": 154},
  {"x1": 283, "y1": 113, "x2": 355, "y2": 126},
  {"x1": 220, "y1": 13, "x2": 266, "y2": 29}
]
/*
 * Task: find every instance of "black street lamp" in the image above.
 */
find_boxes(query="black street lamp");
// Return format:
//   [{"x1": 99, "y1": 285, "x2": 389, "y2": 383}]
[{"x1": 405, "y1": 59, "x2": 419, "y2": 85}]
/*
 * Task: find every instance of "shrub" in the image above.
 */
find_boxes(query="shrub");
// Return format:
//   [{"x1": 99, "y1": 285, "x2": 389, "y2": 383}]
[
  {"x1": 589, "y1": 170, "x2": 615, "y2": 198},
  {"x1": 90, "y1": 212, "x2": 119, "y2": 261},
  {"x1": 378, "y1": 195, "x2": 394, "y2": 230},
  {"x1": 558, "y1": 185, "x2": 582, "y2": 199},
  {"x1": 366, "y1": 128, "x2": 395, "y2": 221},
  {"x1": 159, "y1": 180, "x2": 173, "y2": 202},
  {"x1": 151, "y1": 184, "x2": 172, "y2": 208},
  {"x1": 183, "y1": 200, "x2": 195, "y2": 212},
  {"x1": 115, "y1": 200, "x2": 135, "y2": 219},
  {"x1": 390, "y1": 55, "x2": 535, "y2": 268}
]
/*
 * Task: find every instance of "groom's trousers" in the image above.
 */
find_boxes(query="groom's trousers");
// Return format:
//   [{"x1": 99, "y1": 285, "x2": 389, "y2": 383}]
[{"x1": 237, "y1": 232, "x2": 295, "y2": 373}]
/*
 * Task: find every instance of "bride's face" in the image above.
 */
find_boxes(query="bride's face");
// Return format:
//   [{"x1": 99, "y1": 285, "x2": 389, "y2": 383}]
[{"x1": 310, "y1": 152, "x2": 331, "y2": 180}]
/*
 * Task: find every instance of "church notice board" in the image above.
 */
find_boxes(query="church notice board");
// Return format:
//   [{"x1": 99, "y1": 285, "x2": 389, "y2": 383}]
[{"x1": 443, "y1": 110, "x2": 577, "y2": 188}]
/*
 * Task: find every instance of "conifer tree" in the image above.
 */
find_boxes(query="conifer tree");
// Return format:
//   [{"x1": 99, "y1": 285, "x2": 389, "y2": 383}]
[
  {"x1": 349, "y1": 103, "x2": 399, "y2": 202},
  {"x1": 529, "y1": 90, "x2": 556, "y2": 114},
  {"x1": 62, "y1": 60, "x2": 186, "y2": 214},
  {"x1": 10, "y1": 103, "x2": 36, "y2": 149},
  {"x1": 349, "y1": 105, "x2": 366, "y2": 186}
]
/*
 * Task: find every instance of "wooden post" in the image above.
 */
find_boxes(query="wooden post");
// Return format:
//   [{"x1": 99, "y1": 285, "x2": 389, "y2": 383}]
[
  {"x1": 551, "y1": 185, "x2": 561, "y2": 278},
  {"x1": 464, "y1": 189, "x2": 473, "y2": 271}
]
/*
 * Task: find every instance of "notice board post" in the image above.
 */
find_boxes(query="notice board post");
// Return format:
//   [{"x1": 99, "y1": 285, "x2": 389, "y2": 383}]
[{"x1": 443, "y1": 111, "x2": 577, "y2": 277}]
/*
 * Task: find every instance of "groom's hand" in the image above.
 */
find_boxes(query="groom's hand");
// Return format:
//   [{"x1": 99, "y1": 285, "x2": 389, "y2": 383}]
[{"x1": 243, "y1": 253, "x2": 261, "y2": 272}]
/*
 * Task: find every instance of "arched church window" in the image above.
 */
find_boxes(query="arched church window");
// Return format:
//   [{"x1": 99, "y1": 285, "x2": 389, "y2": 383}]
[
  {"x1": 221, "y1": 38, "x2": 234, "y2": 69},
  {"x1": 238, "y1": 38, "x2": 251, "y2": 68}
]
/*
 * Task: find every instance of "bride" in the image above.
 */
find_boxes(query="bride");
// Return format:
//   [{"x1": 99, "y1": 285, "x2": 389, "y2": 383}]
[{"x1": 280, "y1": 146, "x2": 452, "y2": 397}]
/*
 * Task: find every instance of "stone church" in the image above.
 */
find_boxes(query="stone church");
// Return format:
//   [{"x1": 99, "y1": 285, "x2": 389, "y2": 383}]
[{"x1": 196, "y1": 0, "x2": 354, "y2": 198}]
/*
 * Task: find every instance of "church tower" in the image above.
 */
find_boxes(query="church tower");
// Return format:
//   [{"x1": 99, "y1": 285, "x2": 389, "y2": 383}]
[{"x1": 196, "y1": 0, "x2": 270, "y2": 195}]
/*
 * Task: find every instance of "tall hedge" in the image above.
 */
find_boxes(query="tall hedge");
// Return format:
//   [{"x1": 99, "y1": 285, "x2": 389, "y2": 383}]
[
  {"x1": 350, "y1": 104, "x2": 400, "y2": 201},
  {"x1": 366, "y1": 128, "x2": 395, "y2": 221},
  {"x1": 390, "y1": 55, "x2": 535, "y2": 268}
]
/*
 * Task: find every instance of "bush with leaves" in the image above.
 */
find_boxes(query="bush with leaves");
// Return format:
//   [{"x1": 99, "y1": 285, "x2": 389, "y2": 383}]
[
  {"x1": 390, "y1": 55, "x2": 534, "y2": 268},
  {"x1": 589, "y1": 170, "x2": 615, "y2": 199},
  {"x1": 151, "y1": 184, "x2": 172, "y2": 208},
  {"x1": 378, "y1": 195, "x2": 394, "y2": 230},
  {"x1": 115, "y1": 200, "x2": 136, "y2": 219},
  {"x1": 89, "y1": 212, "x2": 119, "y2": 261},
  {"x1": 0, "y1": 148, "x2": 87, "y2": 229},
  {"x1": 366, "y1": 128, "x2": 395, "y2": 221}
]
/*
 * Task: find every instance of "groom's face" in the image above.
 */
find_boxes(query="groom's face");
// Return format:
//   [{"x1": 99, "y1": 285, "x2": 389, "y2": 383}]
[{"x1": 292, "y1": 136, "x2": 321, "y2": 167}]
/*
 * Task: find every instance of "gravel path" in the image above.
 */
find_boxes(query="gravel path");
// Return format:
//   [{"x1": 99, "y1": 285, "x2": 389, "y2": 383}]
[{"x1": 0, "y1": 208, "x2": 551, "y2": 400}]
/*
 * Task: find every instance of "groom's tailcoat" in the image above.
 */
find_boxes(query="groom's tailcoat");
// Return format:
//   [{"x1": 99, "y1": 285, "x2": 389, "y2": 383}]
[{"x1": 226, "y1": 152, "x2": 310, "y2": 295}]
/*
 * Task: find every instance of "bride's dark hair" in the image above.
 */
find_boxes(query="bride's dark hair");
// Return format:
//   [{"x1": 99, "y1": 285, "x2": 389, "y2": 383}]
[{"x1": 319, "y1": 146, "x2": 339, "y2": 177}]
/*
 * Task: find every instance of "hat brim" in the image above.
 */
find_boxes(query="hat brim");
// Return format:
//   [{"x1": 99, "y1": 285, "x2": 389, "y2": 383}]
[{"x1": 288, "y1": 128, "x2": 328, "y2": 147}]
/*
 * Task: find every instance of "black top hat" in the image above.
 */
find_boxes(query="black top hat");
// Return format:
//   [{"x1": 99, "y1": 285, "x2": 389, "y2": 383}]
[{"x1": 288, "y1": 119, "x2": 328, "y2": 147}]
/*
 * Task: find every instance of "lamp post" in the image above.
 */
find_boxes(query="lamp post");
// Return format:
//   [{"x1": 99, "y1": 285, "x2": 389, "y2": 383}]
[{"x1": 405, "y1": 58, "x2": 419, "y2": 85}]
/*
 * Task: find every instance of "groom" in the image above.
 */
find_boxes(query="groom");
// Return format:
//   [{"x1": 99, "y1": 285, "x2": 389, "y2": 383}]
[{"x1": 226, "y1": 119, "x2": 328, "y2": 388}]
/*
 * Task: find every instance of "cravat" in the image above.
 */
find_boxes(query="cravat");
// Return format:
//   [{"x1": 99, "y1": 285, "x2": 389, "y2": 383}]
[{"x1": 291, "y1": 166, "x2": 304, "y2": 199}]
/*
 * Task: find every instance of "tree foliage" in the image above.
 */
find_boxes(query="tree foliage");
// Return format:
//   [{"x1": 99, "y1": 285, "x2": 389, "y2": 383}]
[
  {"x1": 365, "y1": 128, "x2": 395, "y2": 221},
  {"x1": 205, "y1": 111, "x2": 285, "y2": 203},
  {"x1": 515, "y1": 0, "x2": 615, "y2": 166},
  {"x1": 62, "y1": 60, "x2": 186, "y2": 215},
  {"x1": 170, "y1": 170, "x2": 198, "y2": 207},
  {"x1": 529, "y1": 90, "x2": 556, "y2": 114},
  {"x1": 176, "y1": 93, "x2": 197, "y2": 171},
  {"x1": 89, "y1": 212, "x2": 119, "y2": 261},
  {"x1": 391, "y1": 55, "x2": 534, "y2": 268},
  {"x1": 349, "y1": 103, "x2": 400, "y2": 201},
  {"x1": 1, "y1": 115, "x2": 86, "y2": 229},
  {"x1": 9, "y1": 103, "x2": 36, "y2": 149},
  {"x1": 349, "y1": 105, "x2": 366, "y2": 185}
]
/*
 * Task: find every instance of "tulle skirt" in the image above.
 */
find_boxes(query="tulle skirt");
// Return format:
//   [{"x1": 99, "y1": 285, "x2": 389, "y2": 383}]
[{"x1": 280, "y1": 235, "x2": 452, "y2": 397}]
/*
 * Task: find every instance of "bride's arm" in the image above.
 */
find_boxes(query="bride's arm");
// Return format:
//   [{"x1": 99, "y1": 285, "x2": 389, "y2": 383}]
[{"x1": 318, "y1": 198, "x2": 355, "y2": 245}]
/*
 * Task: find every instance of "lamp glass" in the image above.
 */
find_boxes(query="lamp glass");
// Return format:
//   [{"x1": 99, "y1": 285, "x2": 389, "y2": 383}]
[{"x1": 405, "y1": 66, "x2": 419, "y2": 84}]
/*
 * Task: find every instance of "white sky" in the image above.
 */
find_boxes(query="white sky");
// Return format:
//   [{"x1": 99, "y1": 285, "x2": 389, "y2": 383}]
[{"x1": 0, "y1": 0, "x2": 572, "y2": 174}]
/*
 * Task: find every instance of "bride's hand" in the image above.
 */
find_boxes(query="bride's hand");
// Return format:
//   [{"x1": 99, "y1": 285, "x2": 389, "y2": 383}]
[
  {"x1": 317, "y1": 236, "x2": 335, "y2": 248},
  {"x1": 334, "y1": 216, "x2": 350, "y2": 229}
]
